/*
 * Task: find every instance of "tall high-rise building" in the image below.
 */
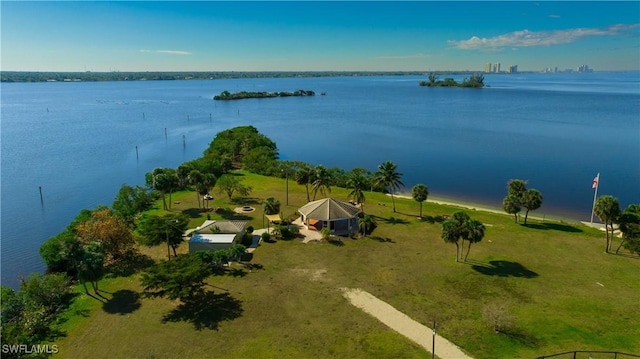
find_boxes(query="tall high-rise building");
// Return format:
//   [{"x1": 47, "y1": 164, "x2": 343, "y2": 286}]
[
  {"x1": 493, "y1": 63, "x2": 501, "y2": 73},
  {"x1": 508, "y1": 65, "x2": 518, "y2": 73},
  {"x1": 485, "y1": 63, "x2": 492, "y2": 73}
]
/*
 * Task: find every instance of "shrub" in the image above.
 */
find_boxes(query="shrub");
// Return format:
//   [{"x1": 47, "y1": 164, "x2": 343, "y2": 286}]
[{"x1": 261, "y1": 232, "x2": 271, "y2": 242}]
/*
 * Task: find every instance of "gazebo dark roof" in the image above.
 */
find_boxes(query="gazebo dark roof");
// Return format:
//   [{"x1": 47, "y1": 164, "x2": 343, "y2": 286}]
[{"x1": 298, "y1": 198, "x2": 361, "y2": 221}]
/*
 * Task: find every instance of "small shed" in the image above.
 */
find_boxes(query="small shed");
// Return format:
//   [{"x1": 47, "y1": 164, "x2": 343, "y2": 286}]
[
  {"x1": 188, "y1": 220, "x2": 247, "y2": 253},
  {"x1": 298, "y1": 198, "x2": 362, "y2": 235}
]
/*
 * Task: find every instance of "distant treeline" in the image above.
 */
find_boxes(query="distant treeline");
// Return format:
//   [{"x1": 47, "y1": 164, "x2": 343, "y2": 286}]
[
  {"x1": 214, "y1": 89, "x2": 315, "y2": 100},
  {"x1": 1, "y1": 70, "x2": 492, "y2": 83}
]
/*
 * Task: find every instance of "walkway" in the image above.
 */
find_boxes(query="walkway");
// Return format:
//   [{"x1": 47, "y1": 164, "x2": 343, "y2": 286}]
[{"x1": 340, "y1": 288, "x2": 473, "y2": 359}]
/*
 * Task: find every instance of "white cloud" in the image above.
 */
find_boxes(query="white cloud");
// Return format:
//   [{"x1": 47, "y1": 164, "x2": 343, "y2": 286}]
[
  {"x1": 140, "y1": 49, "x2": 192, "y2": 55},
  {"x1": 375, "y1": 53, "x2": 432, "y2": 60},
  {"x1": 448, "y1": 24, "x2": 640, "y2": 50}
]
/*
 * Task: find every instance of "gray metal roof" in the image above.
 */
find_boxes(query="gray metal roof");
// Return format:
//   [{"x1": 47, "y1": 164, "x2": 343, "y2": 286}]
[
  {"x1": 194, "y1": 220, "x2": 247, "y2": 234},
  {"x1": 297, "y1": 198, "x2": 361, "y2": 221}
]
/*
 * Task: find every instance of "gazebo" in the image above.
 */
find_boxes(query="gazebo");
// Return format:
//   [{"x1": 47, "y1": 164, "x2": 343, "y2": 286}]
[{"x1": 297, "y1": 198, "x2": 362, "y2": 235}]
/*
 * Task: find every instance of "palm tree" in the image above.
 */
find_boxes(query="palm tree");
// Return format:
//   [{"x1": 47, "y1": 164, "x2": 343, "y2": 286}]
[
  {"x1": 201, "y1": 173, "x2": 217, "y2": 210},
  {"x1": 152, "y1": 172, "x2": 172, "y2": 210},
  {"x1": 264, "y1": 197, "x2": 280, "y2": 215},
  {"x1": 176, "y1": 164, "x2": 192, "y2": 189},
  {"x1": 311, "y1": 165, "x2": 332, "y2": 200},
  {"x1": 463, "y1": 219, "x2": 486, "y2": 261},
  {"x1": 358, "y1": 214, "x2": 377, "y2": 237},
  {"x1": 502, "y1": 195, "x2": 521, "y2": 222},
  {"x1": 594, "y1": 195, "x2": 621, "y2": 253},
  {"x1": 507, "y1": 179, "x2": 527, "y2": 203},
  {"x1": 411, "y1": 184, "x2": 429, "y2": 218},
  {"x1": 441, "y1": 219, "x2": 462, "y2": 262},
  {"x1": 295, "y1": 164, "x2": 313, "y2": 202},
  {"x1": 374, "y1": 161, "x2": 404, "y2": 213},
  {"x1": 440, "y1": 211, "x2": 472, "y2": 262},
  {"x1": 521, "y1": 189, "x2": 543, "y2": 224},
  {"x1": 617, "y1": 204, "x2": 640, "y2": 254},
  {"x1": 347, "y1": 172, "x2": 367, "y2": 211},
  {"x1": 188, "y1": 170, "x2": 204, "y2": 209}
]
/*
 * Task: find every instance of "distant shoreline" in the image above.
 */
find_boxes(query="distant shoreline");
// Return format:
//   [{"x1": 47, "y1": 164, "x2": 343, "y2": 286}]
[{"x1": 1, "y1": 70, "x2": 557, "y2": 83}]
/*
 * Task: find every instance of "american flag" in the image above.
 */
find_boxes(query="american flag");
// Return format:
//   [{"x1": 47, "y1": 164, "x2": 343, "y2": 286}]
[{"x1": 592, "y1": 173, "x2": 599, "y2": 189}]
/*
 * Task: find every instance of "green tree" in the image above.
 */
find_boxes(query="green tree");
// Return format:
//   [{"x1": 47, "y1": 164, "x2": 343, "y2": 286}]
[
  {"x1": 264, "y1": 197, "x2": 281, "y2": 215},
  {"x1": 374, "y1": 161, "x2": 404, "y2": 213},
  {"x1": 428, "y1": 72, "x2": 439, "y2": 85},
  {"x1": 347, "y1": 171, "x2": 367, "y2": 211},
  {"x1": 140, "y1": 254, "x2": 212, "y2": 301},
  {"x1": 504, "y1": 179, "x2": 528, "y2": 222},
  {"x1": 202, "y1": 173, "x2": 217, "y2": 209},
  {"x1": 77, "y1": 242, "x2": 106, "y2": 293},
  {"x1": 243, "y1": 146, "x2": 279, "y2": 175},
  {"x1": 358, "y1": 214, "x2": 377, "y2": 237},
  {"x1": 295, "y1": 163, "x2": 314, "y2": 202},
  {"x1": 217, "y1": 174, "x2": 252, "y2": 201},
  {"x1": 502, "y1": 195, "x2": 521, "y2": 223},
  {"x1": 150, "y1": 170, "x2": 172, "y2": 210},
  {"x1": 1, "y1": 273, "x2": 73, "y2": 350},
  {"x1": 617, "y1": 204, "x2": 640, "y2": 254},
  {"x1": 312, "y1": 165, "x2": 332, "y2": 200},
  {"x1": 138, "y1": 213, "x2": 189, "y2": 258},
  {"x1": 507, "y1": 179, "x2": 527, "y2": 202},
  {"x1": 40, "y1": 229, "x2": 82, "y2": 273},
  {"x1": 521, "y1": 189, "x2": 543, "y2": 225},
  {"x1": 441, "y1": 219, "x2": 462, "y2": 262},
  {"x1": 593, "y1": 195, "x2": 622, "y2": 253},
  {"x1": 176, "y1": 164, "x2": 193, "y2": 189},
  {"x1": 441, "y1": 211, "x2": 473, "y2": 262},
  {"x1": 228, "y1": 244, "x2": 247, "y2": 263},
  {"x1": 463, "y1": 219, "x2": 486, "y2": 261},
  {"x1": 411, "y1": 184, "x2": 429, "y2": 218},
  {"x1": 320, "y1": 227, "x2": 332, "y2": 241},
  {"x1": 188, "y1": 169, "x2": 205, "y2": 208},
  {"x1": 212, "y1": 249, "x2": 230, "y2": 268},
  {"x1": 112, "y1": 184, "x2": 153, "y2": 226}
]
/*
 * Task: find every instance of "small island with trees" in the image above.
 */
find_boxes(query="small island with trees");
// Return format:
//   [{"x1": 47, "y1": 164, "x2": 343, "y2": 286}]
[
  {"x1": 419, "y1": 72, "x2": 485, "y2": 88},
  {"x1": 213, "y1": 89, "x2": 315, "y2": 100}
]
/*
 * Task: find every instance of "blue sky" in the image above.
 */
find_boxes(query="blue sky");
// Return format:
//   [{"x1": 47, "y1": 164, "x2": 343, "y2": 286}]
[{"x1": 2, "y1": 1, "x2": 639, "y2": 72}]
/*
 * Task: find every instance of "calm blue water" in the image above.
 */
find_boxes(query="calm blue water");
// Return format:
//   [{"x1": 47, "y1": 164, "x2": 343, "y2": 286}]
[{"x1": 2, "y1": 73, "x2": 639, "y2": 288}]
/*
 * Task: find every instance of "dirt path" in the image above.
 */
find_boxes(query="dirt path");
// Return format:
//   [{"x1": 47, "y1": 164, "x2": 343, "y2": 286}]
[{"x1": 341, "y1": 288, "x2": 473, "y2": 359}]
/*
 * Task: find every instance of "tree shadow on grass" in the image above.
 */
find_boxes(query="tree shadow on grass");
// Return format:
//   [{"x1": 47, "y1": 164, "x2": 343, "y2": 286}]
[
  {"x1": 471, "y1": 260, "x2": 539, "y2": 278},
  {"x1": 219, "y1": 209, "x2": 252, "y2": 221},
  {"x1": 213, "y1": 267, "x2": 247, "y2": 278},
  {"x1": 102, "y1": 289, "x2": 141, "y2": 315},
  {"x1": 162, "y1": 291, "x2": 243, "y2": 330},
  {"x1": 420, "y1": 215, "x2": 447, "y2": 224},
  {"x1": 369, "y1": 236, "x2": 395, "y2": 243},
  {"x1": 500, "y1": 326, "x2": 542, "y2": 347},
  {"x1": 181, "y1": 208, "x2": 204, "y2": 218},
  {"x1": 231, "y1": 197, "x2": 261, "y2": 205},
  {"x1": 373, "y1": 215, "x2": 409, "y2": 225},
  {"x1": 328, "y1": 238, "x2": 345, "y2": 246},
  {"x1": 521, "y1": 222, "x2": 582, "y2": 233}
]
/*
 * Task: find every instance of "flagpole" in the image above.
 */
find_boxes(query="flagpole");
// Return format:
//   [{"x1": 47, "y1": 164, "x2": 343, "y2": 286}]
[{"x1": 590, "y1": 173, "x2": 600, "y2": 223}]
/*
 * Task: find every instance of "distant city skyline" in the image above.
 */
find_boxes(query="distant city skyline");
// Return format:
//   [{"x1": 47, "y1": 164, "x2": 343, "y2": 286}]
[{"x1": 1, "y1": 1, "x2": 639, "y2": 72}]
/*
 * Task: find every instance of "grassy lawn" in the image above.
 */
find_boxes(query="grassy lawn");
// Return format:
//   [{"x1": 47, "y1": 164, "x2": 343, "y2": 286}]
[{"x1": 54, "y1": 172, "x2": 640, "y2": 358}]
